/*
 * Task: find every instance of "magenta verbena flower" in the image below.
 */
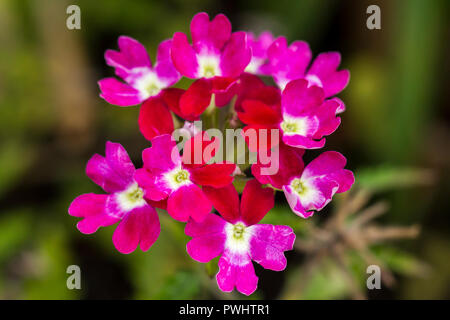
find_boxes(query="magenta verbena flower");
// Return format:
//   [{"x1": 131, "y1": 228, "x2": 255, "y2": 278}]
[
  {"x1": 68, "y1": 142, "x2": 161, "y2": 254},
  {"x1": 171, "y1": 12, "x2": 251, "y2": 79},
  {"x1": 134, "y1": 133, "x2": 236, "y2": 222},
  {"x1": 185, "y1": 179, "x2": 295, "y2": 295},
  {"x1": 99, "y1": 36, "x2": 180, "y2": 106},
  {"x1": 265, "y1": 36, "x2": 350, "y2": 96},
  {"x1": 253, "y1": 147, "x2": 354, "y2": 218}
]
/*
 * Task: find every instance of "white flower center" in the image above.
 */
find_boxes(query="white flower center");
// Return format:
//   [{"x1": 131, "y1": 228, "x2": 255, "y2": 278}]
[
  {"x1": 225, "y1": 222, "x2": 252, "y2": 254},
  {"x1": 280, "y1": 115, "x2": 309, "y2": 136},
  {"x1": 116, "y1": 183, "x2": 147, "y2": 212},
  {"x1": 164, "y1": 167, "x2": 191, "y2": 190},
  {"x1": 198, "y1": 55, "x2": 221, "y2": 78},
  {"x1": 133, "y1": 70, "x2": 166, "y2": 98},
  {"x1": 290, "y1": 178, "x2": 306, "y2": 195}
]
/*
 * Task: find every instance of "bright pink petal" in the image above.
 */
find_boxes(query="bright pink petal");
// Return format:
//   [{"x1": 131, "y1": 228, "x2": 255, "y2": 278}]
[
  {"x1": 191, "y1": 12, "x2": 231, "y2": 53},
  {"x1": 220, "y1": 32, "x2": 252, "y2": 78},
  {"x1": 216, "y1": 251, "x2": 258, "y2": 296},
  {"x1": 185, "y1": 213, "x2": 226, "y2": 263},
  {"x1": 307, "y1": 52, "x2": 350, "y2": 97},
  {"x1": 104, "y1": 36, "x2": 152, "y2": 81},
  {"x1": 86, "y1": 143, "x2": 135, "y2": 193},
  {"x1": 302, "y1": 151, "x2": 355, "y2": 193},
  {"x1": 105, "y1": 141, "x2": 135, "y2": 182},
  {"x1": 171, "y1": 32, "x2": 199, "y2": 78},
  {"x1": 112, "y1": 204, "x2": 160, "y2": 254},
  {"x1": 266, "y1": 37, "x2": 312, "y2": 88},
  {"x1": 282, "y1": 134, "x2": 326, "y2": 150},
  {"x1": 189, "y1": 163, "x2": 236, "y2": 188},
  {"x1": 323, "y1": 69, "x2": 350, "y2": 97},
  {"x1": 69, "y1": 193, "x2": 119, "y2": 234},
  {"x1": 240, "y1": 180, "x2": 274, "y2": 226},
  {"x1": 202, "y1": 184, "x2": 240, "y2": 223},
  {"x1": 155, "y1": 39, "x2": 181, "y2": 85},
  {"x1": 142, "y1": 134, "x2": 181, "y2": 173},
  {"x1": 313, "y1": 99, "x2": 341, "y2": 139},
  {"x1": 98, "y1": 78, "x2": 142, "y2": 106},
  {"x1": 250, "y1": 224, "x2": 295, "y2": 271},
  {"x1": 281, "y1": 79, "x2": 325, "y2": 117},
  {"x1": 138, "y1": 96, "x2": 174, "y2": 141},
  {"x1": 167, "y1": 184, "x2": 212, "y2": 222},
  {"x1": 185, "y1": 212, "x2": 227, "y2": 237}
]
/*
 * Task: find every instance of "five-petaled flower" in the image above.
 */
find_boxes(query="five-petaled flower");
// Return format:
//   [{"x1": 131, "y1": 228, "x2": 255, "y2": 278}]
[
  {"x1": 185, "y1": 180, "x2": 295, "y2": 295},
  {"x1": 99, "y1": 36, "x2": 180, "y2": 107},
  {"x1": 253, "y1": 147, "x2": 354, "y2": 218},
  {"x1": 68, "y1": 142, "x2": 161, "y2": 254},
  {"x1": 134, "y1": 133, "x2": 236, "y2": 222},
  {"x1": 265, "y1": 36, "x2": 350, "y2": 97}
]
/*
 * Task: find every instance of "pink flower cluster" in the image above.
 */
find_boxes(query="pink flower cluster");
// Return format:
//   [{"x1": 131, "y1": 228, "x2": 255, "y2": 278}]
[{"x1": 69, "y1": 12, "x2": 354, "y2": 296}]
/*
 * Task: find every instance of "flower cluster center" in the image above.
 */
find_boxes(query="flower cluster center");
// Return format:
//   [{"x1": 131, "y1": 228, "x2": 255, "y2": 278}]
[
  {"x1": 291, "y1": 178, "x2": 306, "y2": 195},
  {"x1": 281, "y1": 121, "x2": 298, "y2": 133},
  {"x1": 116, "y1": 183, "x2": 147, "y2": 212},
  {"x1": 198, "y1": 55, "x2": 220, "y2": 78},
  {"x1": 280, "y1": 116, "x2": 308, "y2": 136},
  {"x1": 164, "y1": 167, "x2": 192, "y2": 190},
  {"x1": 232, "y1": 223, "x2": 246, "y2": 240},
  {"x1": 175, "y1": 169, "x2": 190, "y2": 183}
]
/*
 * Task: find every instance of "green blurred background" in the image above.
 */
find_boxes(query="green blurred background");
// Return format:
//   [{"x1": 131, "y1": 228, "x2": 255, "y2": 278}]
[{"x1": 0, "y1": 0, "x2": 449, "y2": 299}]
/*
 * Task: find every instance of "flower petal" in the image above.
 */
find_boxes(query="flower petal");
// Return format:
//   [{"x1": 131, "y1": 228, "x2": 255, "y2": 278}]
[
  {"x1": 202, "y1": 184, "x2": 240, "y2": 223},
  {"x1": 302, "y1": 151, "x2": 355, "y2": 193},
  {"x1": 171, "y1": 32, "x2": 199, "y2": 78},
  {"x1": 98, "y1": 78, "x2": 142, "y2": 106},
  {"x1": 105, "y1": 36, "x2": 152, "y2": 81},
  {"x1": 240, "y1": 179, "x2": 274, "y2": 226},
  {"x1": 86, "y1": 142, "x2": 135, "y2": 193},
  {"x1": 189, "y1": 163, "x2": 236, "y2": 188},
  {"x1": 167, "y1": 184, "x2": 212, "y2": 222},
  {"x1": 180, "y1": 79, "x2": 212, "y2": 118},
  {"x1": 112, "y1": 204, "x2": 160, "y2": 254},
  {"x1": 281, "y1": 79, "x2": 325, "y2": 117},
  {"x1": 216, "y1": 251, "x2": 258, "y2": 296},
  {"x1": 250, "y1": 224, "x2": 295, "y2": 271},
  {"x1": 307, "y1": 52, "x2": 350, "y2": 97},
  {"x1": 220, "y1": 32, "x2": 252, "y2": 78},
  {"x1": 191, "y1": 12, "x2": 231, "y2": 53},
  {"x1": 69, "y1": 193, "x2": 119, "y2": 234},
  {"x1": 138, "y1": 96, "x2": 174, "y2": 141},
  {"x1": 185, "y1": 213, "x2": 226, "y2": 263},
  {"x1": 252, "y1": 142, "x2": 305, "y2": 189},
  {"x1": 238, "y1": 99, "x2": 281, "y2": 126}
]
